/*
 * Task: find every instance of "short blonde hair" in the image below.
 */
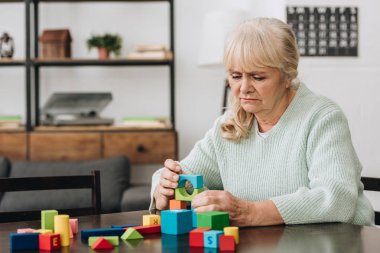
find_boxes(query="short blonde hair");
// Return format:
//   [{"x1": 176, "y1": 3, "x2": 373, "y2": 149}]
[{"x1": 221, "y1": 17, "x2": 300, "y2": 142}]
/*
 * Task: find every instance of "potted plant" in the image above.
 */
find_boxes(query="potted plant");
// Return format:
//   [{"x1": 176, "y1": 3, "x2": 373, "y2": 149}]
[{"x1": 86, "y1": 33, "x2": 122, "y2": 59}]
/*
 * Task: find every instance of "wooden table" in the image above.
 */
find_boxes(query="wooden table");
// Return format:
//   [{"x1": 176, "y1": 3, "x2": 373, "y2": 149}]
[{"x1": 1, "y1": 210, "x2": 380, "y2": 252}]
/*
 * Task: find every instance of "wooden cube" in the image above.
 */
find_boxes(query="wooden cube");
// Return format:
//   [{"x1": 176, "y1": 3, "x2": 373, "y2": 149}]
[
  {"x1": 219, "y1": 235, "x2": 236, "y2": 251},
  {"x1": 143, "y1": 214, "x2": 161, "y2": 226},
  {"x1": 39, "y1": 233, "x2": 61, "y2": 251},
  {"x1": 170, "y1": 199, "x2": 188, "y2": 210},
  {"x1": 189, "y1": 228, "x2": 211, "y2": 247},
  {"x1": 197, "y1": 211, "x2": 229, "y2": 230},
  {"x1": 161, "y1": 210, "x2": 193, "y2": 235}
]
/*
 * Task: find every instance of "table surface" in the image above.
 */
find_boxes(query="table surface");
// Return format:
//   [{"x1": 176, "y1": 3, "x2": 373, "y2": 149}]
[{"x1": 1, "y1": 210, "x2": 380, "y2": 253}]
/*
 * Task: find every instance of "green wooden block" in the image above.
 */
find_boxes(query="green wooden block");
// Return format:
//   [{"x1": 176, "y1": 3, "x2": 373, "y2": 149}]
[
  {"x1": 175, "y1": 187, "x2": 203, "y2": 201},
  {"x1": 41, "y1": 210, "x2": 58, "y2": 231},
  {"x1": 88, "y1": 236, "x2": 119, "y2": 246},
  {"x1": 121, "y1": 228, "x2": 143, "y2": 240},
  {"x1": 197, "y1": 211, "x2": 230, "y2": 230}
]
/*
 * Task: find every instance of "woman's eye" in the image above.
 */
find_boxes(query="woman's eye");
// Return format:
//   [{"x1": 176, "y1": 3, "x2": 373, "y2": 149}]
[
  {"x1": 231, "y1": 75, "x2": 241, "y2": 80},
  {"x1": 252, "y1": 75, "x2": 264, "y2": 81}
]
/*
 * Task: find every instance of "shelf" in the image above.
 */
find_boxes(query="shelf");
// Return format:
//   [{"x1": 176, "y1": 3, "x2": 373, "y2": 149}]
[
  {"x1": 34, "y1": 0, "x2": 171, "y2": 2},
  {"x1": 0, "y1": 59, "x2": 25, "y2": 66},
  {"x1": 34, "y1": 125, "x2": 174, "y2": 132},
  {"x1": 32, "y1": 58, "x2": 172, "y2": 67},
  {"x1": 0, "y1": 126, "x2": 25, "y2": 132}
]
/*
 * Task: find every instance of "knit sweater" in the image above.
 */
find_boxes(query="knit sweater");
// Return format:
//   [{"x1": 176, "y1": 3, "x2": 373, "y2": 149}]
[{"x1": 150, "y1": 84, "x2": 374, "y2": 226}]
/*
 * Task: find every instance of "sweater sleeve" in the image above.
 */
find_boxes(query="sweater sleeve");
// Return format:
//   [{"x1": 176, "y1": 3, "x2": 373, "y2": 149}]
[{"x1": 270, "y1": 109, "x2": 362, "y2": 224}]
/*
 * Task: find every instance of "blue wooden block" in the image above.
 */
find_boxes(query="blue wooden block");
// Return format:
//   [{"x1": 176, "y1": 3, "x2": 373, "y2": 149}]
[
  {"x1": 80, "y1": 228, "x2": 125, "y2": 239},
  {"x1": 178, "y1": 175, "x2": 203, "y2": 189},
  {"x1": 191, "y1": 207, "x2": 197, "y2": 228},
  {"x1": 161, "y1": 210, "x2": 193, "y2": 235},
  {"x1": 204, "y1": 230, "x2": 224, "y2": 248},
  {"x1": 10, "y1": 233, "x2": 39, "y2": 251},
  {"x1": 111, "y1": 224, "x2": 139, "y2": 228}
]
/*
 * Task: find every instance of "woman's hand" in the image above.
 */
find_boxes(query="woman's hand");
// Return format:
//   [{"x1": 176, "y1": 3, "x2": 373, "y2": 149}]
[
  {"x1": 191, "y1": 190, "x2": 252, "y2": 227},
  {"x1": 154, "y1": 159, "x2": 184, "y2": 210}
]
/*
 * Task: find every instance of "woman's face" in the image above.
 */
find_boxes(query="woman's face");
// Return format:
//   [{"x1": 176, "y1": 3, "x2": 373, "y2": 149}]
[{"x1": 228, "y1": 66, "x2": 289, "y2": 115}]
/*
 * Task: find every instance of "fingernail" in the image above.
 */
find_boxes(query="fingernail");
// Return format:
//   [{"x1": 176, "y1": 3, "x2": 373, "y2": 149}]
[{"x1": 173, "y1": 175, "x2": 179, "y2": 180}]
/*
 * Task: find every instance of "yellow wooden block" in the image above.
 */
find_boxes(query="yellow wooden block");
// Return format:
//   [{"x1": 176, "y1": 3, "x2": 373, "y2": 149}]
[
  {"x1": 34, "y1": 229, "x2": 53, "y2": 234},
  {"x1": 54, "y1": 215, "x2": 70, "y2": 246},
  {"x1": 142, "y1": 214, "x2": 161, "y2": 226},
  {"x1": 224, "y1": 226, "x2": 239, "y2": 244}
]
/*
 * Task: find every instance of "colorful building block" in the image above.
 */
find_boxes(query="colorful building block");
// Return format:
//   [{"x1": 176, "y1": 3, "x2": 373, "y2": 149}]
[
  {"x1": 132, "y1": 224, "x2": 161, "y2": 234},
  {"x1": 219, "y1": 235, "x2": 236, "y2": 251},
  {"x1": 178, "y1": 175, "x2": 204, "y2": 188},
  {"x1": 143, "y1": 214, "x2": 161, "y2": 226},
  {"x1": 69, "y1": 224, "x2": 74, "y2": 238},
  {"x1": 69, "y1": 218, "x2": 78, "y2": 234},
  {"x1": 39, "y1": 233, "x2": 61, "y2": 251},
  {"x1": 34, "y1": 229, "x2": 52, "y2": 234},
  {"x1": 161, "y1": 209, "x2": 193, "y2": 235},
  {"x1": 224, "y1": 226, "x2": 239, "y2": 244},
  {"x1": 81, "y1": 228, "x2": 125, "y2": 239},
  {"x1": 91, "y1": 237, "x2": 114, "y2": 250},
  {"x1": 170, "y1": 199, "x2": 188, "y2": 210},
  {"x1": 121, "y1": 228, "x2": 144, "y2": 240},
  {"x1": 17, "y1": 228, "x2": 35, "y2": 233},
  {"x1": 175, "y1": 187, "x2": 204, "y2": 201},
  {"x1": 88, "y1": 236, "x2": 119, "y2": 246},
  {"x1": 41, "y1": 210, "x2": 58, "y2": 231},
  {"x1": 10, "y1": 233, "x2": 39, "y2": 251},
  {"x1": 54, "y1": 215, "x2": 70, "y2": 247},
  {"x1": 204, "y1": 230, "x2": 224, "y2": 248},
  {"x1": 189, "y1": 228, "x2": 211, "y2": 247},
  {"x1": 191, "y1": 207, "x2": 197, "y2": 227},
  {"x1": 197, "y1": 211, "x2": 229, "y2": 230},
  {"x1": 111, "y1": 224, "x2": 139, "y2": 228}
]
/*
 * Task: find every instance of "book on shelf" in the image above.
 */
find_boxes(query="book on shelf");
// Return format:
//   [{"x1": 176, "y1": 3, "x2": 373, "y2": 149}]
[
  {"x1": 135, "y1": 44, "x2": 167, "y2": 52},
  {"x1": 0, "y1": 115, "x2": 22, "y2": 129},
  {"x1": 121, "y1": 117, "x2": 171, "y2": 129},
  {"x1": 127, "y1": 51, "x2": 172, "y2": 60}
]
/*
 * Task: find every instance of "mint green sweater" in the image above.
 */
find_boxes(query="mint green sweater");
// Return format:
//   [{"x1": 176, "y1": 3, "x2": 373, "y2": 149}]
[{"x1": 151, "y1": 84, "x2": 374, "y2": 226}]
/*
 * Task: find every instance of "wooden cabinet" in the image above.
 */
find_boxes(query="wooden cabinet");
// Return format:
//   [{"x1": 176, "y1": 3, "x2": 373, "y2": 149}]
[{"x1": 0, "y1": 132, "x2": 27, "y2": 161}]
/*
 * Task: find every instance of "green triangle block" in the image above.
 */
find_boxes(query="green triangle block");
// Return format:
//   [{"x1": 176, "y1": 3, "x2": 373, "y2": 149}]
[{"x1": 121, "y1": 228, "x2": 144, "y2": 240}]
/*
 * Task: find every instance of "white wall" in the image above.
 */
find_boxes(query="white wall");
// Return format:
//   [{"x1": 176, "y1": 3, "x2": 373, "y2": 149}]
[{"x1": 0, "y1": 0, "x2": 379, "y2": 208}]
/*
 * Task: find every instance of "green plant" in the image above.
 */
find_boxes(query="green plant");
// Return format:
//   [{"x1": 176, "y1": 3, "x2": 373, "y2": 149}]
[{"x1": 86, "y1": 33, "x2": 123, "y2": 56}]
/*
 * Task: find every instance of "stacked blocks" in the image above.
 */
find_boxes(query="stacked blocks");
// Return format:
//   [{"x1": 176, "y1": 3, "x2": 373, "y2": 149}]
[
  {"x1": 197, "y1": 211, "x2": 229, "y2": 230},
  {"x1": 175, "y1": 175, "x2": 204, "y2": 201},
  {"x1": 170, "y1": 199, "x2": 187, "y2": 210},
  {"x1": 224, "y1": 226, "x2": 239, "y2": 244},
  {"x1": 161, "y1": 210, "x2": 193, "y2": 235}
]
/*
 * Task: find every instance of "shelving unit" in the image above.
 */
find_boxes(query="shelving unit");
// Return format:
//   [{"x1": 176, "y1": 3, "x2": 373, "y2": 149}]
[{"x1": 0, "y1": 0, "x2": 178, "y2": 163}]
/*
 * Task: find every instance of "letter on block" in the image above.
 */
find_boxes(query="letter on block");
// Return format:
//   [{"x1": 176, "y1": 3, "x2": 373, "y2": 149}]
[
  {"x1": 143, "y1": 214, "x2": 161, "y2": 226},
  {"x1": 10, "y1": 233, "x2": 39, "y2": 251},
  {"x1": 39, "y1": 233, "x2": 61, "y2": 251},
  {"x1": 41, "y1": 210, "x2": 58, "y2": 231},
  {"x1": 220, "y1": 235, "x2": 236, "y2": 251},
  {"x1": 224, "y1": 226, "x2": 239, "y2": 244},
  {"x1": 54, "y1": 215, "x2": 70, "y2": 246},
  {"x1": 161, "y1": 210, "x2": 193, "y2": 235},
  {"x1": 204, "y1": 230, "x2": 224, "y2": 248},
  {"x1": 189, "y1": 228, "x2": 211, "y2": 247},
  {"x1": 197, "y1": 211, "x2": 230, "y2": 230},
  {"x1": 175, "y1": 187, "x2": 203, "y2": 201},
  {"x1": 170, "y1": 199, "x2": 188, "y2": 210},
  {"x1": 178, "y1": 175, "x2": 204, "y2": 189}
]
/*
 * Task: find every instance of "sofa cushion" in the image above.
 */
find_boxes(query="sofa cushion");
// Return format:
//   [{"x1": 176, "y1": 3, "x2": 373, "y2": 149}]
[
  {"x1": 0, "y1": 156, "x2": 10, "y2": 200},
  {"x1": 120, "y1": 183, "x2": 151, "y2": 211},
  {"x1": 0, "y1": 156, "x2": 130, "y2": 213}
]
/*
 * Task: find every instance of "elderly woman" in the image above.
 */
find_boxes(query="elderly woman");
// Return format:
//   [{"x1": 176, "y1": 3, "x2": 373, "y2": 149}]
[{"x1": 150, "y1": 17, "x2": 374, "y2": 226}]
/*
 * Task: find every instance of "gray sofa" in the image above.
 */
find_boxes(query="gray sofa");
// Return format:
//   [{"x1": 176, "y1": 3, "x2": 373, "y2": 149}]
[{"x1": 0, "y1": 156, "x2": 151, "y2": 214}]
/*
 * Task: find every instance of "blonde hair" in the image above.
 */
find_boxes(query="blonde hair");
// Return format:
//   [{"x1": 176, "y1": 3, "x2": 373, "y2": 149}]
[{"x1": 221, "y1": 17, "x2": 300, "y2": 142}]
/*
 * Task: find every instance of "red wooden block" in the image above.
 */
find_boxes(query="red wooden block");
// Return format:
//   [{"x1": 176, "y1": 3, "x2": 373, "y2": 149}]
[
  {"x1": 39, "y1": 233, "x2": 61, "y2": 251},
  {"x1": 189, "y1": 228, "x2": 211, "y2": 247},
  {"x1": 91, "y1": 237, "x2": 114, "y2": 250},
  {"x1": 219, "y1": 235, "x2": 236, "y2": 251},
  {"x1": 169, "y1": 199, "x2": 188, "y2": 210},
  {"x1": 132, "y1": 224, "x2": 161, "y2": 234}
]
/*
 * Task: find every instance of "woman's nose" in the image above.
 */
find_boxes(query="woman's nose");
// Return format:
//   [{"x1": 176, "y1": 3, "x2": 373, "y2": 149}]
[{"x1": 240, "y1": 76, "x2": 253, "y2": 93}]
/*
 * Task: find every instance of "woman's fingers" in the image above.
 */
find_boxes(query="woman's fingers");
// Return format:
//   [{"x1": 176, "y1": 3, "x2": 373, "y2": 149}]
[
  {"x1": 164, "y1": 159, "x2": 183, "y2": 173},
  {"x1": 160, "y1": 177, "x2": 178, "y2": 189}
]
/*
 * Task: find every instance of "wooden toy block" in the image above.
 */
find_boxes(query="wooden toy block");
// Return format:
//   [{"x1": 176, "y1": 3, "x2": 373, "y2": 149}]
[
  {"x1": 197, "y1": 211, "x2": 229, "y2": 230},
  {"x1": 54, "y1": 215, "x2": 70, "y2": 246},
  {"x1": 17, "y1": 228, "x2": 35, "y2": 233},
  {"x1": 143, "y1": 214, "x2": 161, "y2": 226},
  {"x1": 132, "y1": 224, "x2": 161, "y2": 234},
  {"x1": 189, "y1": 228, "x2": 211, "y2": 247},
  {"x1": 34, "y1": 229, "x2": 53, "y2": 234},
  {"x1": 121, "y1": 228, "x2": 144, "y2": 240},
  {"x1": 69, "y1": 218, "x2": 78, "y2": 234},
  {"x1": 69, "y1": 223, "x2": 74, "y2": 238},
  {"x1": 111, "y1": 224, "x2": 139, "y2": 228},
  {"x1": 39, "y1": 233, "x2": 61, "y2": 251},
  {"x1": 41, "y1": 210, "x2": 58, "y2": 231},
  {"x1": 91, "y1": 237, "x2": 114, "y2": 250},
  {"x1": 178, "y1": 174, "x2": 204, "y2": 188},
  {"x1": 219, "y1": 235, "x2": 236, "y2": 251},
  {"x1": 191, "y1": 207, "x2": 197, "y2": 227},
  {"x1": 161, "y1": 209, "x2": 193, "y2": 235},
  {"x1": 10, "y1": 233, "x2": 39, "y2": 251},
  {"x1": 81, "y1": 228, "x2": 125, "y2": 239},
  {"x1": 224, "y1": 226, "x2": 239, "y2": 244},
  {"x1": 204, "y1": 230, "x2": 224, "y2": 248},
  {"x1": 170, "y1": 199, "x2": 188, "y2": 210},
  {"x1": 88, "y1": 236, "x2": 119, "y2": 246},
  {"x1": 175, "y1": 187, "x2": 204, "y2": 201}
]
